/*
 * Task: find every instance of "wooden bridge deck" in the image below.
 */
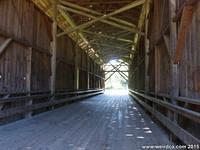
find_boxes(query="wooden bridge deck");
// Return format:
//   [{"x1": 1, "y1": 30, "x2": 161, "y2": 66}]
[{"x1": 0, "y1": 92, "x2": 171, "y2": 150}]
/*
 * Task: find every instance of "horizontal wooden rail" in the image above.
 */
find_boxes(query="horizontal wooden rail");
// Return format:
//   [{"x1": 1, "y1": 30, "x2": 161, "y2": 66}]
[
  {"x1": 129, "y1": 91, "x2": 200, "y2": 144},
  {"x1": 0, "y1": 89, "x2": 103, "y2": 119},
  {"x1": 0, "y1": 90, "x2": 50, "y2": 96},
  {"x1": 55, "y1": 89, "x2": 103, "y2": 96},
  {"x1": 129, "y1": 89, "x2": 200, "y2": 124},
  {"x1": 149, "y1": 92, "x2": 200, "y2": 106},
  {"x1": 133, "y1": 89, "x2": 200, "y2": 106},
  {"x1": 0, "y1": 89, "x2": 103, "y2": 104},
  {"x1": 88, "y1": 72, "x2": 105, "y2": 80},
  {"x1": 78, "y1": 68, "x2": 105, "y2": 80}
]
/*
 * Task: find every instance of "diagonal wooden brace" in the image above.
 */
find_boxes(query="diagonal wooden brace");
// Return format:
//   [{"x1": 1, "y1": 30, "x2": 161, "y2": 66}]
[{"x1": 0, "y1": 38, "x2": 12, "y2": 57}]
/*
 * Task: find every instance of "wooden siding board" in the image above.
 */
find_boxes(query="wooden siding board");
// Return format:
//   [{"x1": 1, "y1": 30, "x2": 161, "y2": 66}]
[{"x1": 129, "y1": 0, "x2": 200, "y2": 143}]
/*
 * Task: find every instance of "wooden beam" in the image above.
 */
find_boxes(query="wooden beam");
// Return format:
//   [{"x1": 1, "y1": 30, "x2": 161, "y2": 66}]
[
  {"x1": 144, "y1": 0, "x2": 150, "y2": 93},
  {"x1": 58, "y1": 0, "x2": 145, "y2": 36},
  {"x1": 129, "y1": 91, "x2": 200, "y2": 145},
  {"x1": 149, "y1": 92, "x2": 200, "y2": 106},
  {"x1": 130, "y1": 90, "x2": 200, "y2": 124},
  {"x1": 82, "y1": 30, "x2": 133, "y2": 43},
  {"x1": 105, "y1": 64, "x2": 121, "y2": 82},
  {"x1": 50, "y1": 0, "x2": 58, "y2": 94},
  {"x1": 101, "y1": 50, "x2": 129, "y2": 57},
  {"x1": 169, "y1": 0, "x2": 179, "y2": 141},
  {"x1": 132, "y1": 1, "x2": 148, "y2": 52},
  {"x1": 163, "y1": 34, "x2": 171, "y2": 59},
  {"x1": 59, "y1": 0, "x2": 137, "y2": 28},
  {"x1": 0, "y1": 30, "x2": 51, "y2": 56},
  {"x1": 25, "y1": 47, "x2": 33, "y2": 118},
  {"x1": 117, "y1": 72, "x2": 128, "y2": 81},
  {"x1": 100, "y1": 53, "x2": 129, "y2": 60},
  {"x1": 87, "y1": 49, "x2": 90, "y2": 89},
  {"x1": 91, "y1": 42, "x2": 133, "y2": 53},
  {"x1": 105, "y1": 71, "x2": 128, "y2": 73},
  {"x1": 105, "y1": 72, "x2": 115, "y2": 82},
  {"x1": 0, "y1": 90, "x2": 103, "y2": 119},
  {"x1": 64, "y1": 0, "x2": 134, "y2": 5},
  {"x1": 0, "y1": 38, "x2": 12, "y2": 57},
  {"x1": 173, "y1": 5, "x2": 195, "y2": 64},
  {"x1": 43, "y1": 16, "x2": 53, "y2": 41},
  {"x1": 58, "y1": 6, "x2": 104, "y2": 65},
  {"x1": 57, "y1": 4, "x2": 103, "y2": 64},
  {"x1": 155, "y1": 46, "x2": 160, "y2": 92},
  {"x1": 105, "y1": 63, "x2": 124, "y2": 76},
  {"x1": 173, "y1": 0, "x2": 198, "y2": 22},
  {"x1": 74, "y1": 35, "x2": 79, "y2": 90},
  {"x1": 57, "y1": 6, "x2": 141, "y2": 35},
  {"x1": 109, "y1": 63, "x2": 128, "y2": 78}
]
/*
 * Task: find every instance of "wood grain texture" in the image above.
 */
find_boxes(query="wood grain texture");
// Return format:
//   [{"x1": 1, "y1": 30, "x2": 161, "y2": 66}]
[{"x1": 0, "y1": 93, "x2": 171, "y2": 150}]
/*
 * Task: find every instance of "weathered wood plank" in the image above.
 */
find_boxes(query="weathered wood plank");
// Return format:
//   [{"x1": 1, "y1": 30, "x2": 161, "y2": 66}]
[
  {"x1": 129, "y1": 89, "x2": 200, "y2": 124},
  {"x1": 129, "y1": 92, "x2": 200, "y2": 144},
  {"x1": 0, "y1": 38, "x2": 12, "y2": 57},
  {"x1": 0, "y1": 93, "x2": 171, "y2": 149},
  {"x1": 173, "y1": 5, "x2": 195, "y2": 64}
]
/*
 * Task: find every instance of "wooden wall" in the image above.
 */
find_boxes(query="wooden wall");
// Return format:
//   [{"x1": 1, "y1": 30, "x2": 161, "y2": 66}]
[
  {"x1": 129, "y1": 0, "x2": 200, "y2": 142},
  {"x1": 0, "y1": 0, "x2": 104, "y2": 94},
  {"x1": 56, "y1": 35, "x2": 75, "y2": 91},
  {"x1": 129, "y1": 38, "x2": 145, "y2": 91},
  {"x1": 130, "y1": 0, "x2": 200, "y2": 98},
  {"x1": 0, "y1": 0, "x2": 51, "y2": 93},
  {"x1": 0, "y1": 0, "x2": 104, "y2": 124},
  {"x1": 179, "y1": 1, "x2": 200, "y2": 98}
]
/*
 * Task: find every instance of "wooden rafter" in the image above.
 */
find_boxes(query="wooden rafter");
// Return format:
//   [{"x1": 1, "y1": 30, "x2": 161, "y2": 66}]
[
  {"x1": 91, "y1": 42, "x2": 133, "y2": 53},
  {"x1": 58, "y1": 6, "x2": 140, "y2": 35},
  {"x1": 58, "y1": 4, "x2": 103, "y2": 64},
  {"x1": 64, "y1": 0, "x2": 134, "y2": 5},
  {"x1": 82, "y1": 30, "x2": 133, "y2": 43},
  {"x1": 32, "y1": 0, "x2": 103, "y2": 65},
  {"x1": 59, "y1": 0, "x2": 137, "y2": 28},
  {"x1": 132, "y1": 0, "x2": 149, "y2": 50},
  {"x1": 33, "y1": 0, "x2": 144, "y2": 63},
  {"x1": 58, "y1": 0, "x2": 145, "y2": 36},
  {"x1": 57, "y1": 6, "x2": 141, "y2": 36},
  {"x1": 129, "y1": 0, "x2": 150, "y2": 61}
]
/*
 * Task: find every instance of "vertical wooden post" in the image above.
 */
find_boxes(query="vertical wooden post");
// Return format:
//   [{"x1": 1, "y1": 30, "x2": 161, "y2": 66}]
[
  {"x1": 155, "y1": 46, "x2": 160, "y2": 93},
  {"x1": 153, "y1": 45, "x2": 160, "y2": 116},
  {"x1": 93, "y1": 63, "x2": 95, "y2": 88},
  {"x1": 87, "y1": 50, "x2": 90, "y2": 90},
  {"x1": 169, "y1": 0, "x2": 179, "y2": 141},
  {"x1": 145, "y1": 0, "x2": 150, "y2": 93},
  {"x1": 50, "y1": 0, "x2": 58, "y2": 95},
  {"x1": 98, "y1": 67, "x2": 100, "y2": 89},
  {"x1": 145, "y1": 41, "x2": 149, "y2": 92},
  {"x1": 74, "y1": 35, "x2": 79, "y2": 90},
  {"x1": 25, "y1": 47, "x2": 32, "y2": 118},
  {"x1": 170, "y1": 0, "x2": 179, "y2": 118}
]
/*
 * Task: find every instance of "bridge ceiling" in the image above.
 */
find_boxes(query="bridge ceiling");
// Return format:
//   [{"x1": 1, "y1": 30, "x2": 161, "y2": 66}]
[{"x1": 32, "y1": 0, "x2": 147, "y2": 64}]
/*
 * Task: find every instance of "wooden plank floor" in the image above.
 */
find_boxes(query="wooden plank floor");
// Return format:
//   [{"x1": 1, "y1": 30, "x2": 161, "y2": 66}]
[{"x1": 0, "y1": 91, "x2": 171, "y2": 150}]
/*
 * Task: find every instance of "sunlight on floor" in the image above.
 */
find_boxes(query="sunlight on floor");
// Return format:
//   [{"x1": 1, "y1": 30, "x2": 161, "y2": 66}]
[{"x1": 105, "y1": 89, "x2": 128, "y2": 95}]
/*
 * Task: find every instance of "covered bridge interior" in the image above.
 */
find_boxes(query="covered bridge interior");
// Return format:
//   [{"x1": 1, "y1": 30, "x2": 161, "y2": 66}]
[{"x1": 0, "y1": 0, "x2": 199, "y2": 149}]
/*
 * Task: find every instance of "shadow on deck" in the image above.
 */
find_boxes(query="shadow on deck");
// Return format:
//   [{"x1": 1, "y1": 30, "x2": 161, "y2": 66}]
[{"x1": 0, "y1": 92, "x2": 171, "y2": 150}]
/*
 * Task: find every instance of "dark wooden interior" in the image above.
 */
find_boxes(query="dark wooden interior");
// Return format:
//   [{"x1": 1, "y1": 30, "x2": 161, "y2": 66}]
[{"x1": 0, "y1": 0, "x2": 199, "y2": 148}]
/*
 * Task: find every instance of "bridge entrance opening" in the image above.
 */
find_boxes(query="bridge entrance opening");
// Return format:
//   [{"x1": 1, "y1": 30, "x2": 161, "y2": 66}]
[{"x1": 104, "y1": 59, "x2": 128, "y2": 94}]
